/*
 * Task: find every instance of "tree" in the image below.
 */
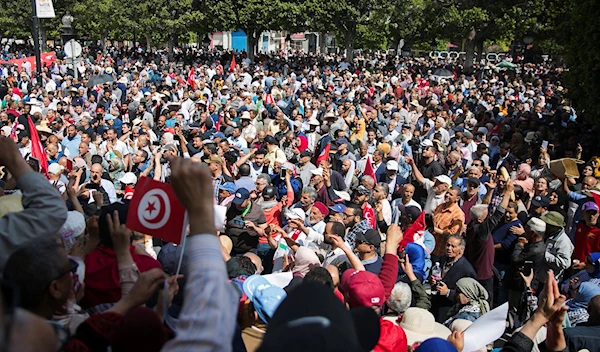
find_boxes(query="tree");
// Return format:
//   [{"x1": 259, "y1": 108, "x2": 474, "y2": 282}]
[
  {"x1": 306, "y1": 0, "x2": 395, "y2": 58},
  {"x1": 203, "y1": 0, "x2": 306, "y2": 61},
  {"x1": 563, "y1": 0, "x2": 600, "y2": 121}
]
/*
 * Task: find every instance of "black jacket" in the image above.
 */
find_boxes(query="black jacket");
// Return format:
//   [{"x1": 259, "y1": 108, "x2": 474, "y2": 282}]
[{"x1": 432, "y1": 255, "x2": 477, "y2": 322}]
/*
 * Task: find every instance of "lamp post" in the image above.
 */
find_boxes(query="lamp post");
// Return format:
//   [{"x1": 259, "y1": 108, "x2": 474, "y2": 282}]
[{"x1": 31, "y1": 0, "x2": 42, "y2": 85}]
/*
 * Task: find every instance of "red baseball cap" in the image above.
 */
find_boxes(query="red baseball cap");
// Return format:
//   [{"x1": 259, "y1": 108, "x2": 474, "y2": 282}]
[
  {"x1": 341, "y1": 269, "x2": 384, "y2": 309},
  {"x1": 312, "y1": 201, "x2": 329, "y2": 217}
]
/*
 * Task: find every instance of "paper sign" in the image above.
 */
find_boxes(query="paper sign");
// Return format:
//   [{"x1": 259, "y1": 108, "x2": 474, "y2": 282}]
[
  {"x1": 463, "y1": 303, "x2": 508, "y2": 352},
  {"x1": 214, "y1": 204, "x2": 227, "y2": 231},
  {"x1": 36, "y1": 0, "x2": 56, "y2": 18}
]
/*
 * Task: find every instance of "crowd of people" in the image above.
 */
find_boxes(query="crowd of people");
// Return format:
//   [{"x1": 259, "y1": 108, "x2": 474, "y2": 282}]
[{"x1": 0, "y1": 44, "x2": 599, "y2": 352}]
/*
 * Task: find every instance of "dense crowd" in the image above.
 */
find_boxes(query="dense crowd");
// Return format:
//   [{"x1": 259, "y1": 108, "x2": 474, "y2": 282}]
[{"x1": 0, "y1": 45, "x2": 598, "y2": 352}]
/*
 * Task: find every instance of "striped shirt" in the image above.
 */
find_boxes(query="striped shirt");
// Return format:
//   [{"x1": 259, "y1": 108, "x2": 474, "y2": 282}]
[{"x1": 162, "y1": 234, "x2": 239, "y2": 352}]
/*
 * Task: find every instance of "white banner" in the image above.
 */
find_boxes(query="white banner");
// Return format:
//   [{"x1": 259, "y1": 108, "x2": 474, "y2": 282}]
[{"x1": 36, "y1": 0, "x2": 55, "y2": 18}]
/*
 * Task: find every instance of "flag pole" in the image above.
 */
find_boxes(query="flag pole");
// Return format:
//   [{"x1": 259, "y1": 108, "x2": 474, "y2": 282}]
[
  {"x1": 175, "y1": 211, "x2": 189, "y2": 277},
  {"x1": 31, "y1": 0, "x2": 42, "y2": 85}
]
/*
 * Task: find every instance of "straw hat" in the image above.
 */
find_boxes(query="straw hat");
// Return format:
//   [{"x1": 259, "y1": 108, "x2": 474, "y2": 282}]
[{"x1": 397, "y1": 308, "x2": 451, "y2": 345}]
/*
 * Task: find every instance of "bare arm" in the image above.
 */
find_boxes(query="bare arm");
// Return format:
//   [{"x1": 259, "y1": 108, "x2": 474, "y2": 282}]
[{"x1": 405, "y1": 156, "x2": 425, "y2": 185}]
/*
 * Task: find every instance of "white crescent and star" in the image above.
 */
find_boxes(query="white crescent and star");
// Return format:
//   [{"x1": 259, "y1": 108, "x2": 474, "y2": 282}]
[{"x1": 137, "y1": 189, "x2": 171, "y2": 229}]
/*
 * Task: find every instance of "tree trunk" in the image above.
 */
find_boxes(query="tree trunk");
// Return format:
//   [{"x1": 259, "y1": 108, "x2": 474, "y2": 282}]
[
  {"x1": 246, "y1": 31, "x2": 259, "y2": 62},
  {"x1": 168, "y1": 33, "x2": 174, "y2": 59},
  {"x1": 344, "y1": 29, "x2": 356, "y2": 59},
  {"x1": 477, "y1": 39, "x2": 485, "y2": 63},
  {"x1": 145, "y1": 33, "x2": 152, "y2": 50},
  {"x1": 465, "y1": 39, "x2": 475, "y2": 68}
]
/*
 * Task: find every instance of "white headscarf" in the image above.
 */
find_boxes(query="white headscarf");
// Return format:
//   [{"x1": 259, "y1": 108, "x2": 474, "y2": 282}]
[{"x1": 343, "y1": 159, "x2": 356, "y2": 189}]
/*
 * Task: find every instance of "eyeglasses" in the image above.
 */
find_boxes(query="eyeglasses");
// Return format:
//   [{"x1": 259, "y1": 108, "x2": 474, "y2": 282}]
[{"x1": 50, "y1": 258, "x2": 78, "y2": 284}]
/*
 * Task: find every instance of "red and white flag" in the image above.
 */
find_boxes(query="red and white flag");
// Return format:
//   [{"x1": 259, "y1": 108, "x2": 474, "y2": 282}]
[
  {"x1": 123, "y1": 185, "x2": 135, "y2": 200},
  {"x1": 187, "y1": 69, "x2": 196, "y2": 90},
  {"x1": 363, "y1": 154, "x2": 376, "y2": 181},
  {"x1": 363, "y1": 203, "x2": 376, "y2": 229},
  {"x1": 126, "y1": 177, "x2": 187, "y2": 244},
  {"x1": 400, "y1": 211, "x2": 426, "y2": 249},
  {"x1": 316, "y1": 142, "x2": 330, "y2": 167},
  {"x1": 27, "y1": 116, "x2": 48, "y2": 175},
  {"x1": 264, "y1": 93, "x2": 274, "y2": 105},
  {"x1": 229, "y1": 55, "x2": 236, "y2": 73}
]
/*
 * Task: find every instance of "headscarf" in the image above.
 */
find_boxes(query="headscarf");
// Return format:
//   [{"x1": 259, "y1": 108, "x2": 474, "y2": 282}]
[
  {"x1": 549, "y1": 189, "x2": 568, "y2": 217},
  {"x1": 399, "y1": 242, "x2": 426, "y2": 280},
  {"x1": 510, "y1": 132, "x2": 525, "y2": 157},
  {"x1": 343, "y1": 159, "x2": 356, "y2": 189},
  {"x1": 292, "y1": 247, "x2": 320, "y2": 277},
  {"x1": 297, "y1": 135, "x2": 308, "y2": 152},
  {"x1": 513, "y1": 163, "x2": 534, "y2": 194},
  {"x1": 350, "y1": 119, "x2": 367, "y2": 145},
  {"x1": 587, "y1": 252, "x2": 600, "y2": 279},
  {"x1": 162, "y1": 132, "x2": 174, "y2": 145},
  {"x1": 453, "y1": 278, "x2": 490, "y2": 316}
]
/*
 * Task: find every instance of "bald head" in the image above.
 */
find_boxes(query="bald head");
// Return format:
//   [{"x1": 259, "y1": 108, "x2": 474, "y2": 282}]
[{"x1": 243, "y1": 252, "x2": 263, "y2": 274}]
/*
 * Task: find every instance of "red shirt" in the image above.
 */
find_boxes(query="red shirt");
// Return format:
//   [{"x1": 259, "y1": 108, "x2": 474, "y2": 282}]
[
  {"x1": 574, "y1": 222, "x2": 600, "y2": 262},
  {"x1": 374, "y1": 318, "x2": 408, "y2": 352}
]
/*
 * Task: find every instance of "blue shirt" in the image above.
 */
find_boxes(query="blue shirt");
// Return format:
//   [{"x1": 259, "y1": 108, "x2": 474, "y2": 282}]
[
  {"x1": 493, "y1": 219, "x2": 521, "y2": 265},
  {"x1": 61, "y1": 134, "x2": 81, "y2": 157},
  {"x1": 362, "y1": 256, "x2": 383, "y2": 275}
]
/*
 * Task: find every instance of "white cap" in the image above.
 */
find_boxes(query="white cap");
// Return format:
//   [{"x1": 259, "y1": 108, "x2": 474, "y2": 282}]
[
  {"x1": 286, "y1": 208, "x2": 306, "y2": 221},
  {"x1": 241, "y1": 111, "x2": 251, "y2": 120},
  {"x1": 118, "y1": 172, "x2": 138, "y2": 185},
  {"x1": 386, "y1": 160, "x2": 399, "y2": 171},
  {"x1": 311, "y1": 168, "x2": 324, "y2": 177},
  {"x1": 420, "y1": 139, "x2": 433, "y2": 148},
  {"x1": 434, "y1": 175, "x2": 452, "y2": 186},
  {"x1": 527, "y1": 217, "x2": 546, "y2": 234},
  {"x1": 48, "y1": 163, "x2": 64, "y2": 175},
  {"x1": 308, "y1": 119, "x2": 320, "y2": 126},
  {"x1": 333, "y1": 189, "x2": 351, "y2": 202}
]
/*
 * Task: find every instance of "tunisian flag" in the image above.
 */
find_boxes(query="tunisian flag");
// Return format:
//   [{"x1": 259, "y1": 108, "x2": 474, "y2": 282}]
[
  {"x1": 229, "y1": 55, "x2": 236, "y2": 72},
  {"x1": 316, "y1": 142, "x2": 330, "y2": 167},
  {"x1": 126, "y1": 177, "x2": 187, "y2": 244},
  {"x1": 400, "y1": 211, "x2": 426, "y2": 249},
  {"x1": 187, "y1": 69, "x2": 196, "y2": 90},
  {"x1": 27, "y1": 116, "x2": 48, "y2": 175},
  {"x1": 363, "y1": 155, "x2": 376, "y2": 181}
]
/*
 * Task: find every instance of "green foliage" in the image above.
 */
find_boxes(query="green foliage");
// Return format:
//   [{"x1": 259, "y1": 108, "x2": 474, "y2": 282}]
[{"x1": 563, "y1": 0, "x2": 600, "y2": 121}]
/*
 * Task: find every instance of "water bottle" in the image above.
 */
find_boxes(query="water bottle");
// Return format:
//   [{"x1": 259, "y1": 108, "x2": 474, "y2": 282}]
[{"x1": 431, "y1": 262, "x2": 441, "y2": 295}]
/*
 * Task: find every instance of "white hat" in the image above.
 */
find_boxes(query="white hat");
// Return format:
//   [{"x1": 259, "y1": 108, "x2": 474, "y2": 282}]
[
  {"x1": 311, "y1": 168, "x2": 324, "y2": 177},
  {"x1": 117, "y1": 77, "x2": 128, "y2": 84},
  {"x1": 333, "y1": 189, "x2": 351, "y2": 202},
  {"x1": 48, "y1": 163, "x2": 64, "y2": 175},
  {"x1": 308, "y1": 119, "x2": 320, "y2": 126},
  {"x1": 60, "y1": 211, "x2": 86, "y2": 253},
  {"x1": 420, "y1": 139, "x2": 433, "y2": 148},
  {"x1": 118, "y1": 172, "x2": 137, "y2": 185},
  {"x1": 286, "y1": 208, "x2": 306, "y2": 221},
  {"x1": 434, "y1": 175, "x2": 452, "y2": 186},
  {"x1": 386, "y1": 160, "x2": 399, "y2": 171},
  {"x1": 527, "y1": 217, "x2": 546, "y2": 234},
  {"x1": 241, "y1": 111, "x2": 252, "y2": 120},
  {"x1": 398, "y1": 308, "x2": 452, "y2": 345}
]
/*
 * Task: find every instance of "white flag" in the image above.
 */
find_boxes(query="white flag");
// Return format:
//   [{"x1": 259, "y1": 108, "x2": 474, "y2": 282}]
[{"x1": 36, "y1": 0, "x2": 55, "y2": 18}]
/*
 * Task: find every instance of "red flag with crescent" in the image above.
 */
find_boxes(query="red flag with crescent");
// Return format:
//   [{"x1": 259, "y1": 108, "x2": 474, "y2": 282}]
[
  {"x1": 316, "y1": 142, "x2": 330, "y2": 167},
  {"x1": 187, "y1": 69, "x2": 196, "y2": 90},
  {"x1": 126, "y1": 177, "x2": 186, "y2": 244},
  {"x1": 123, "y1": 185, "x2": 135, "y2": 200},
  {"x1": 399, "y1": 211, "x2": 426, "y2": 249}
]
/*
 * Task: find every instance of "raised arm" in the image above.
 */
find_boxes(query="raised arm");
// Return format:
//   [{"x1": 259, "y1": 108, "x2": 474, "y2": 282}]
[{"x1": 405, "y1": 155, "x2": 425, "y2": 185}]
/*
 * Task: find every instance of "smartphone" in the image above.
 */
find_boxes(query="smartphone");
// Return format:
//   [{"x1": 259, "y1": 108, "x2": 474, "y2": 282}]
[
  {"x1": 65, "y1": 159, "x2": 73, "y2": 173},
  {"x1": 279, "y1": 168, "x2": 287, "y2": 178},
  {"x1": 232, "y1": 217, "x2": 246, "y2": 228},
  {"x1": 152, "y1": 140, "x2": 161, "y2": 146},
  {"x1": 85, "y1": 183, "x2": 100, "y2": 190},
  {"x1": 27, "y1": 157, "x2": 40, "y2": 172},
  {"x1": 541, "y1": 140, "x2": 548, "y2": 149},
  {"x1": 523, "y1": 260, "x2": 533, "y2": 276}
]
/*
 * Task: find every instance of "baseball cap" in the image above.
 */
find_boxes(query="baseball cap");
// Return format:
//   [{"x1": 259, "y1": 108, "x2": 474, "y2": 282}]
[
  {"x1": 341, "y1": 269, "x2": 385, "y2": 309},
  {"x1": 336, "y1": 137, "x2": 349, "y2": 146},
  {"x1": 541, "y1": 211, "x2": 566, "y2": 227},
  {"x1": 232, "y1": 188, "x2": 250, "y2": 205},
  {"x1": 355, "y1": 229, "x2": 381, "y2": 250},
  {"x1": 582, "y1": 201, "x2": 599, "y2": 212},
  {"x1": 300, "y1": 150, "x2": 312, "y2": 159},
  {"x1": 118, "y1": 172, "x2": 137, "y2": 185},
  {"x1": 333, "y1": 190, "x2": 351, "y2": 202},
  {"x1": 467, "y1": 177, "x2": 481, "y2": 187},
  {"x1": 386, "y1": 160, "x2": 399, "y2": 171},
  {"x1": 104, "y1": 113, "x2": 115, "y2": 121},
  {"x1": 286, "y1": 208, "x2": 306, "y2": 221},
  {"x1": 312, "y1": 201, "x2": 329, "y2": 217},
  {"x1": 433, "y1": 175, "x2": 452, "y2": 186},
  {"x1": 329, "y1": 203, "x2": 347, "y2": 213},
  {"x1": 258, "y1": 282, "x2": 380, "y2": 352},
  {"x1": 356, "y1": 185, "x2": 372, "y2": 196},
  {"x1": 243, "y1": 275, "x2": 287, "y2": 324},
  {"x1": 531, "y1": 195, "x2": 550, "y2": 208},
  {"x1": 48, "y1": 163, "x2": 64, "y2": 175},
  {"x1": 310, "y1": 168, "x2": 324, "y2": 177},
  {"x1": 218, "y1": 182, "x2": 237, "y2": 194},
  {"x1": 420, "y1": 139, "x2": 433, "y2": 148},
  {"x1": 265, "y1": 135, "x2": 278, "y2": 145}
]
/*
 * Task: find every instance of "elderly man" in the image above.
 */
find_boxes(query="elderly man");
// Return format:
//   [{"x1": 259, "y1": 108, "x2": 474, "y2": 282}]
[{"x1": 406, "y1": 155, "x2": 451, "y2": 214}]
